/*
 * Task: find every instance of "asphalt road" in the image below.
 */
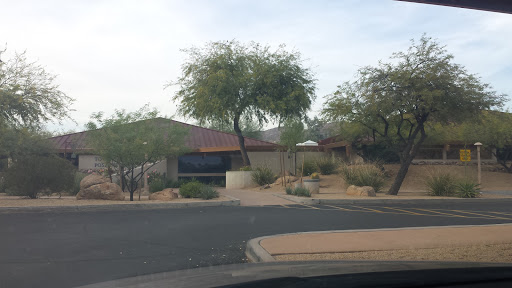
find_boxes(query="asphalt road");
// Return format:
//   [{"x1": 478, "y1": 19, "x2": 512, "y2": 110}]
[{"x1": 1, "y1": 201, "x2": 512, "y2": 288}]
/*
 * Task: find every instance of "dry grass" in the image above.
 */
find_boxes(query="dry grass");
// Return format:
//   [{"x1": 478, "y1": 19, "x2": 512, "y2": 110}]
[{"x1": 275, "y1": 243, "x2": 512, "y2": 263}]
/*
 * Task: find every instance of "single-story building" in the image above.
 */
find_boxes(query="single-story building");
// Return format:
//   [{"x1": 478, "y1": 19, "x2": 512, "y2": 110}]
[{"x1": 49, "y1": 118, "x2": 326, "y2": 181}]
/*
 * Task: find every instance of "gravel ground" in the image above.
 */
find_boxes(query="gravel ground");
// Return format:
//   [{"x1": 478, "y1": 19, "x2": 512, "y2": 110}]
[{"x1": 274, "y1": 243, "x2": 512, "y2": 263}]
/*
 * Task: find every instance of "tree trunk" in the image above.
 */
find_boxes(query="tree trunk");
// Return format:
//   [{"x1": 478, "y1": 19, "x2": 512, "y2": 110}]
[
  {"x1": 234, "y1": 115, "x2": 251, "y2": 166},
  {"x1": 129, "y1": 169, "x2": 134, "y2": 201},
  {"x1": 493, "y1": 149, "x2": 512, "y2": 173},
  {"x1": 387, "y1": 125, "x2": 427, "y2": 195}
]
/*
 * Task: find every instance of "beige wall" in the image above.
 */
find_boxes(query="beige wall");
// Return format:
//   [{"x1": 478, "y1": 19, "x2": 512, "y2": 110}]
[
  {"x1": 78, "y1": 155, "x2": 106, "y2": 170},
  {"x1": 166, "y1": 157, "x2": 178, "y2": 181}
]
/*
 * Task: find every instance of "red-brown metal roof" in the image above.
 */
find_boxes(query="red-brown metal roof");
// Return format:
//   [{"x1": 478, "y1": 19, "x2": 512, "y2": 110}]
[{"x1": 49, "y1": 118, "x2": 281, "y2": 153}]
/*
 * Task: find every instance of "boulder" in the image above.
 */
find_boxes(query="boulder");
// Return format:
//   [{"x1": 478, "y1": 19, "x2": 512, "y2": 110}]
[
  {"x1": 149, "y1": 188, "x2": 178, "y2": 201},
  {"x1": 346, "y1": 185, "x2": 376, "y2": 197},
  {"x1": 80, "y1": 174, "x2": 110, "y2": 190},
  {"x1": 76, "y1": 182, "x2": 125, "y2": 200}
]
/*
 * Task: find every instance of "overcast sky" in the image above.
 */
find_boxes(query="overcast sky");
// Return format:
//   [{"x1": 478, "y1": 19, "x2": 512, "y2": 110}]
[{"x1": 1, "y1": 0, "x2": 511, "y2": 133}]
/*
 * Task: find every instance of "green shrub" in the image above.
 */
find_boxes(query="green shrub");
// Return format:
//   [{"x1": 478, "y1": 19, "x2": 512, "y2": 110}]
[
  {"x1": 165, "y1": 179, "x2": 181, "y2": 188},
  {"x1": 149, "y1": 178, "x2": 165, "y2": 193},
  {"x1": 179, "y1": 181, "x2": 203, "y2": 198},
  {"x1": 285, "y1": 186, "x2": 294, "y2": 195},
  {"x1": 339, "y1": 164, "x2": 386, "y2": 193},
  {"x1": 425, "y1": 173, "x2": 456, "y2": 196},
  {"x1": 239, "y1": 166, "x2": 252, "y2": 171},
  {"x1": 199, "y1": 185, "x2": 219, "y2": 200},
  {"x1": 315, "y1": 158, "x2": 339, "y2": 175},
  {"x1": 456, "y1": 179, "x2": 480, "y2": 198},
  {"x1": 301, "y1": 160, "x2": 317, "y2": 176},
  {"x1": 71, "y1": 172, "x2": 87, "y2": 195},
  {"x1": 252, "y1": 166, "x2": 276, "y2": 186},
  {"x1": 4, "y1": 156, "x2": 75, "y2": 198},
  {"x1": 293, "y1": 186, "x2": 311, "y2": 197}
]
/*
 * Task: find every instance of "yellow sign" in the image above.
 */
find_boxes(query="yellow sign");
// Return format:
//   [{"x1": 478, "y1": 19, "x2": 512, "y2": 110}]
[{"x1": 460, "y1": 149, "x2": 471, "y2": 162}]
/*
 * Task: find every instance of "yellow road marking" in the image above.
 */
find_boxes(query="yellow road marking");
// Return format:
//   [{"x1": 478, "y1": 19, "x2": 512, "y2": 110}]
[
  {"x1": 297, "y1": 204, "x2": 321, "y2": 210},
  {"x1": 469, "y1": 211, "x2": 512, "y2": 217},
  {"x1": 447, "y1": 210, "x2": 512, "y2": 220},
  {"x1": 322, "y1": 204, "x2": 361, "y2": 212},
  {"x1": 381, "y1": 206, "x2": 428, "y2": 216},
  {"x1": 351, "y1": 205, "x2": 386, "y2": 213},
  {"x1": 413, "y1": 208, "x2": 469, "y2": 218},
  {"x1": 280, "y1": 204, "x2": 290, "y2": 208}
]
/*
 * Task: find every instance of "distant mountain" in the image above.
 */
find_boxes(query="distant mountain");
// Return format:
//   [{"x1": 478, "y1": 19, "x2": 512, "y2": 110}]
[{"x1": 260, "y1": 123, "x2": 336, "y2": 143}]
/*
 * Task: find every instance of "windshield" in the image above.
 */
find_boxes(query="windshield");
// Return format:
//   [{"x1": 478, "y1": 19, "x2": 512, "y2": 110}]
[{"x1": 1, "y1": 1, "x2": 511, "y2": 288}]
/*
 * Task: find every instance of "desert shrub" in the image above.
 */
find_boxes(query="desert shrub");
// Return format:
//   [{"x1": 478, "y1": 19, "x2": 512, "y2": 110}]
[
  {"x1": 147, "y1": 170, "x2": 163, "y2": 184},
  {"x1": 179, "y1": 181, "x2": 203, "y2": 198},
  {"x1": 315, "y1": 158, "x2": 339, "y2": 175},
  {"x1": 149, "y1": 178, "x2": 165, "y2": 193},
  {"x1": 252, "y1": 166, "x2": 276, "y2": 186},
  {"x1": 166, "y1": 179, "x2": 186, "y2": 188},
  {"x1": 311, "y1": 172, "x2": 320, "y2": 179},
  {"x1": 293, "y1": 186, "x2": 311, "y2": 197},
  {"x1": 239, "y1": 166, "x2": 252, "y2": 171},
  {"x1": 285, "y1": 186, "x2": 294, "y2": 195},
  {"x1": 425, "y1": 173, "x2": 456, "y2": 196},
  {"x1": 456, "y1": 179, "x2": 480, "y2": 198},
  {"x1": 199, "y1": 185, "x2": 219, "y2": 200},
  {"x1": 339, "y1": 164, "x2": 386, "y2": 193},
  {"x1": 4, "y1": 156, "x2": 75, "y2": 198},
  {"x1": 301, "y1": 160, "x2": 317, "y2": 176},
  {"x1": 71, "y1": 172, "x2": 87, "y2": 195}
]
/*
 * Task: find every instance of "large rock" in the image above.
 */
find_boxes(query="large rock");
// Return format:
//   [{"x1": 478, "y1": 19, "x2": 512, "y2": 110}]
[
  {"x1": 80, "y1": 174, "x2": 110, "y2": 190},
  {"x1": 149, "y1": 188, "x2": 179, "y2": 201},
  {"x1": 76, "y1": 182, "x2": 125, "y2": 200},
  {"x1": 346, "y1": 185, "x2": 376, "y2": 197}
]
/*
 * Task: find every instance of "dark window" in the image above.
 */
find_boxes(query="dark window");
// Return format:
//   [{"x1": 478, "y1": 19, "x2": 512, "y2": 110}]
[{"x1": 178, "y1": 156, "x2": 231, "y2": 173}]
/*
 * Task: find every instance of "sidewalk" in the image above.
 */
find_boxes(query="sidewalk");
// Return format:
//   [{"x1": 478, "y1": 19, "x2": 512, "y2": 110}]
[
  {"x1": 246, "y1": 224, "x2": 512, "y2": 263},
  {"x1": 218, "y1": 188, "x2": 294, "y2": 206}
]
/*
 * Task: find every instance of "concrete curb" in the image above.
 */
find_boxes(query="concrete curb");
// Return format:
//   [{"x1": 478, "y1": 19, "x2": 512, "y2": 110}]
[
  {"x1": 0, "y1": 195, "x2": 240, "y2": 214},
  {"x1": 245, "y1": 223, "x2": 512, "y2": 263},
  {"x1": 273, "y1": 193, "x2": 512, "y2": 205}
]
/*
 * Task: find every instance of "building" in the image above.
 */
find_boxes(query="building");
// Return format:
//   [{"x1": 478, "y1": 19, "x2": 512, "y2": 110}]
[{"x1": 49, "y1": 118, "x2": 290, "y2": 181}]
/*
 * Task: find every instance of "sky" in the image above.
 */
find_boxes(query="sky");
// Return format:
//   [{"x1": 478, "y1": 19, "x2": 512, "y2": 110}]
[{"x1": 1, "y1": 0, "x2": 511, "y2": 133}]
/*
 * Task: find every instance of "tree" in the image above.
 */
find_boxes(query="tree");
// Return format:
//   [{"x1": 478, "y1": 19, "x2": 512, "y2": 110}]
[
  {"x1": 323, "y1": 35, "x2": 504, "y2": 195},
  {"x1": 279, "y1": 118, "x2": 305, "y2": 153},
  {"x1": 460, "y1": 111, "x2": 512, "y2": 173},
  {"x1": 86, "y1": 105, "x2": 190, "y2": 201},
  {"x1": 0, "y1": 49, "x2": 73, "y2": 128},
  {"x1": 304, "y1": 116, "x2": 327, "y2": 142},
  {"x1": 203, "y1": 117, "x2": 263, "y2": 140},
  {"x1": 171, "y1": 40, "x2": 316, "y2": 166},
  {"x1": 4, "y1": 155, "x2": 75, "y2": 198}
]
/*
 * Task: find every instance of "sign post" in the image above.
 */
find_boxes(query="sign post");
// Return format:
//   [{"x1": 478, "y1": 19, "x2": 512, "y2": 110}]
[{"x1": 460, "y1": 149, "x2": 471, "y2": 178}]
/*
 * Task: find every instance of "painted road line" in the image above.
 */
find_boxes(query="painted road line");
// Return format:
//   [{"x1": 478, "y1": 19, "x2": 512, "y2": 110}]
[
  {"x1": 380, "y1": 206, "x2": 430, "y2": 216},
  {"x1": 471, "y1": 211, "x2": 512, "y2": 217},
  {"x1": 477, "y1": 211, "x2": 512, "y2": 216},
  {"x1": 412, "y1": 208, "x2": 474, "y2": 218},
  {"x1": 296, "y1": 204, "x2": 321, "y2": 210},
  {"x1": 350, "y1": 205, "x2": 387, "y2": 213},
  {"x1": 322, "y1": 204, "x2": 362, "y2": 212},
  {"x1": 445, "y1": 209, "x2": 512, "y2": 220}
]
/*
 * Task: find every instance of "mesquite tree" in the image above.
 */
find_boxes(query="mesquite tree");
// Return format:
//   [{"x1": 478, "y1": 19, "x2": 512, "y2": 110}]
[
  {"x1": 171, "y1": 40, "x2": 316, "y2": 166},
  {"x1": 323, "y1": 35, "x2": 504, "y2": 195}
]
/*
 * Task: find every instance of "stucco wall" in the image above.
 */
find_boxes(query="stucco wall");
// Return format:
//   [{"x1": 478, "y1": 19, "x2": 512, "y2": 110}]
[
  {"x1": 166, "y1": 157, "x2": 178, "y2": 181},
  {"x1": 78, "y1": 155, "x2": 106, "y2": 171}
]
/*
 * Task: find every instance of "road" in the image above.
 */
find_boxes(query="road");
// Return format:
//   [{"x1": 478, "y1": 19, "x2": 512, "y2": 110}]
[{"x1": 1, "y1": 201, "x2": 512, "y2": 288}]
